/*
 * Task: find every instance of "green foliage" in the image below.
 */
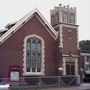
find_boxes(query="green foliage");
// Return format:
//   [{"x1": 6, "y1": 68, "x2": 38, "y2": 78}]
[{"x1": 79, "y1": 40, "x2": 90, "y2": 53}]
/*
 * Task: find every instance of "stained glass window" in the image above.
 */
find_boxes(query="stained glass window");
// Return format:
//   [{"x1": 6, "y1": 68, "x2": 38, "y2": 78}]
[{"x1": 26, "y1": 37, "x2": 42, "y2": 73}]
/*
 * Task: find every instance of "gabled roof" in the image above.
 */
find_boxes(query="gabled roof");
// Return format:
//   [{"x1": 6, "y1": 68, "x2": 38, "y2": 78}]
[{"x1": 0, "y1": 8, "x2": 58, "y2": 44}]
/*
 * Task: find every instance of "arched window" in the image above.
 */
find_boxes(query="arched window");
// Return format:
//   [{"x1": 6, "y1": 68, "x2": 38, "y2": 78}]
[
  {"x1": 23, "y1": 35, "x2": 44, "y2": 75},
  {"x1": 62, "y1": 12, "x2": 68, "y2": 23}
]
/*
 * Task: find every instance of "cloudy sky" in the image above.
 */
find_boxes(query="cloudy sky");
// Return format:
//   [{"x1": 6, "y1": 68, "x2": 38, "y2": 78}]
[{"x1": 0, "y1": 0, "x2": 90, "y2": 41}]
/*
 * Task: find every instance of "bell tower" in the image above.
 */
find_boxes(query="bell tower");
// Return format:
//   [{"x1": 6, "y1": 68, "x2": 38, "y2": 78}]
[{"x1": 50, "y1": 4, "x2": 80, "y2": 76}]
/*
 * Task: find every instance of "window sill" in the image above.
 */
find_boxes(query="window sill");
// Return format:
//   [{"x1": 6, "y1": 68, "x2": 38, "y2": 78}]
[{"x1": 23, "y1": 72, "x2": 44, "y2": 76}]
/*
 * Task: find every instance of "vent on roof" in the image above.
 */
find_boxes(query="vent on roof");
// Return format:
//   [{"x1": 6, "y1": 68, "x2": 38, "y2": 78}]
[
  {"x1": 0, "y1": 29, "x2": 8, "y2": 37},
  {"x1": 0, "y1": 21, "x2": 17, "y2": 37},
  {"x1": 5, "y1": 21, "x2": 17, "y2": 29}
]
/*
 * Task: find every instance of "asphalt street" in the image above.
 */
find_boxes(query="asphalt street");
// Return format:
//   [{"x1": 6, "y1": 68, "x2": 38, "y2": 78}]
[{"x1": 40, "y1": 83, "x2": 90, "y2": 90}]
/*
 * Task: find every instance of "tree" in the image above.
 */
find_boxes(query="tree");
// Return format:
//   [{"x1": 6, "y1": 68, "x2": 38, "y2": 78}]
[{"x1": 79, "y1": 40, "x2": 90, "y2": 53}]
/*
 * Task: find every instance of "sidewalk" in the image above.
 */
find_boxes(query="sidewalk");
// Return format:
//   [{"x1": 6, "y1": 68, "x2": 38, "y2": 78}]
[{"x1": 40, "y1": 83, "x2": 90, "y2": 90}]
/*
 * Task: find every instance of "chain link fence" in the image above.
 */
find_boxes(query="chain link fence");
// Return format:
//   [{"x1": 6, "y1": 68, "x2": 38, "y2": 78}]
[{"x1": 0, "y1": 75, "x2": 80, "y2": 90}]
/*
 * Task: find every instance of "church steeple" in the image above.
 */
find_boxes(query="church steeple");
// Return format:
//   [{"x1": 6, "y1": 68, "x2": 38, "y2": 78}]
[{"x1": 50, "y1": 4, "x2": 79, "y2": 76}]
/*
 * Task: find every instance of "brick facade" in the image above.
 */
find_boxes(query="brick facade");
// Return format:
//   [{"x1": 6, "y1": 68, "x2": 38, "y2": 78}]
[
  {"x1": 0, "y1": 15, "x2": 58, "y2": 78},
  {"x1": 0, "y1": 4, "x2": 81, "y2": 82}
]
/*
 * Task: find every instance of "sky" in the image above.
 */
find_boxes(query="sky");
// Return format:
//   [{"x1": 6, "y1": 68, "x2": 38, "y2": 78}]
[{"x1": 0, "y1": 0, "x2": 90, "y2": 41}]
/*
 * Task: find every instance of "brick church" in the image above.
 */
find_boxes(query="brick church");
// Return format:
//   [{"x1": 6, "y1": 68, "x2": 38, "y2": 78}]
[{"x1": 0, "y1": 4, "x2": 81, "y2": 82}]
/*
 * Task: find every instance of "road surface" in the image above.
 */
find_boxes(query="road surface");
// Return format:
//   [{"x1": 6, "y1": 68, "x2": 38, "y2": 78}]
[{"x1": 40, "y1": 83, "x2": 90, "y2": 90}]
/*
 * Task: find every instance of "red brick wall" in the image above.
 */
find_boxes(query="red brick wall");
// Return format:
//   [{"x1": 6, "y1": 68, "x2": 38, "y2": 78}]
[
  {"x1": 62, "y1": 26, "x2": 78, "y2": 55},
  {"x1": 0, "y1": 15, "x2": 57, "y2": 78}
]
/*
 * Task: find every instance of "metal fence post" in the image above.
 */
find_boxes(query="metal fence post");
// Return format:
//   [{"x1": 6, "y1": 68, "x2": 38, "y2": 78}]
[
  {"x1": 58, "y1": 76, "x2": 60, "y2": 86},
  {"x1": 39, "y1": 76, "x2": 41, "y2": 87},
  {"x1": 77, "y1": 75, "x2": 81, "y2": 85}
]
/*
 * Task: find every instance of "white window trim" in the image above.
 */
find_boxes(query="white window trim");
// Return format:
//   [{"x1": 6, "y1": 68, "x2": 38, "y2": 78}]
[
  {"x1": 23, "y1": 34, "x2": 45, "y2": 76},
  {"x1": 62, "y1": 12, "x2": 68, "y2": 23},
  {"x1": 63, "y1": 57, "x2": 78, "y2": 75}
]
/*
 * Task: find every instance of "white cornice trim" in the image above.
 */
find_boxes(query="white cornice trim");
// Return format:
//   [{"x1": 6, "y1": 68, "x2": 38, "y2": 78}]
[
  {"x1": 61, "y1": 23, "x2": 78, "y2": 28},
  {"x1": 63, "y1": 54, "x2": 79, "y2": 57},
  {"x1": 0, "y1": 8, "x2": 58, "y2": 44}
]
